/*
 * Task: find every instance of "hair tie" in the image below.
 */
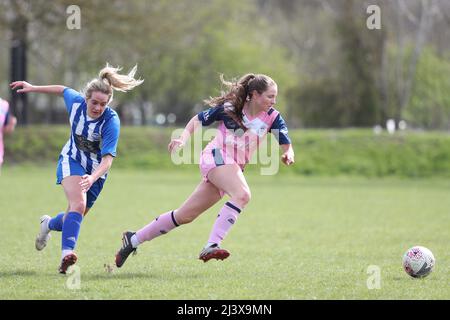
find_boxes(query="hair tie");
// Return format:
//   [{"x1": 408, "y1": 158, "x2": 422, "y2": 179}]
[{"x1": 102, "y1": 77, "x2": 111, "y2": 87}]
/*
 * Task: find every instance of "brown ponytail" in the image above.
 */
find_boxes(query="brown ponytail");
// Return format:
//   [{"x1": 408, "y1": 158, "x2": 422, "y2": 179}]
[{"x1": 204, "y1": 73, "x2": 275, "y2": 129}]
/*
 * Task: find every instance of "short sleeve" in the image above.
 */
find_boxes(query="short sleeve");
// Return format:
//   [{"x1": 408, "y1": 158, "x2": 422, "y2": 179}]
[
  {"x1": 101, "y1": 113, "x2": 120, "y2": 157},
  {"x1": 63, "y1": 87, "x2": 85, "y2": 114},
  {"x1": 197, "y1": 105, "x2": 225, "y2": 126},
  {"x1": 269, "y1": 114, "x2": 291, "y2": 145}
]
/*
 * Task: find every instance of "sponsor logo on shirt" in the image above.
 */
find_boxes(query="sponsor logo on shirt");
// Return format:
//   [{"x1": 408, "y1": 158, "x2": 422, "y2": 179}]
[{"x1": 74, "y1": 134, "x2": 101, "y2": 153}]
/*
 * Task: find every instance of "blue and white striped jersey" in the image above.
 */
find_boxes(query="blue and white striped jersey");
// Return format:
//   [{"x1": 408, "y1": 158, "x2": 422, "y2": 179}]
[{"x1": 60, "y1": 87, "x2": 120, "y2": 179}]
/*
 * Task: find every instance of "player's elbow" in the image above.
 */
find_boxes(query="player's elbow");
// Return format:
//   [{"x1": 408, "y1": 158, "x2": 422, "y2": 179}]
[{"x1": 102, "y1": 155, "x2": 114, "y2": 168}]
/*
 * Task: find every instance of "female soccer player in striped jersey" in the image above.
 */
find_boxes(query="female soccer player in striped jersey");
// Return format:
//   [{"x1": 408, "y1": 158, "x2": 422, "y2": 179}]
[
  {"x1": 115, "y1": 73, "x2": 295, "y2": 267},
  {"x1": 10, "y1": 65, "x2": 143, "y2": 273}
]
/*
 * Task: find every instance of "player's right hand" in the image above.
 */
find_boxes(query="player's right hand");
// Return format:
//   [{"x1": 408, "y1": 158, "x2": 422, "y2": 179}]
[
  {"x1": 9, "y1": 81, "x2": 34, "y2": 93},
  {"x1": 168, "y1": 138, "x2": 184, "y2": 153}
]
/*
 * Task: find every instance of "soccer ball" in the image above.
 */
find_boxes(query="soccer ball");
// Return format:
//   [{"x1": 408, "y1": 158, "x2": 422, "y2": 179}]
[{"x1": 402, "y1": 246, "x2": 435, "y2": 278}]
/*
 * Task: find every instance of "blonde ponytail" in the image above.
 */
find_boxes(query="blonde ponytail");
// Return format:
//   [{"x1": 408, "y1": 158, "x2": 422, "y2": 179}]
[
  {"x1": 99, "y1": 63, "x2": 144, "y2": 92},
  {"x1": 84, "y1": 63, "x2": 144, "y2": 102}
]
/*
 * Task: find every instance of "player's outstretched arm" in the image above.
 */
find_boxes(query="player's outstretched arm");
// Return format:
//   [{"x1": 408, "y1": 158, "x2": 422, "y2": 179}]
[
  {"x1": 10, "y1": 81, "x2": 65, "y2": 95},
  {"x1": 168, "y1": 115, "x2": 201, "y2": 153}
]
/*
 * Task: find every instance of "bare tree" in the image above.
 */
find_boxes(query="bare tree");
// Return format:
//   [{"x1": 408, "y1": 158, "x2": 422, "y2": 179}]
[{"x1": 394, "y1": 0, "x2": 439, "y2": 123}]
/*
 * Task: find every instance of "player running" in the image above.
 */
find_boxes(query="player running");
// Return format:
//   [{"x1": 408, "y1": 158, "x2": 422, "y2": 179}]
[
  {"x1": 115, "y1": 73, "x2": 294, "y2": 268},
  {"x1": 10, "y1": 64, "x2": 143, "y2": 273}
]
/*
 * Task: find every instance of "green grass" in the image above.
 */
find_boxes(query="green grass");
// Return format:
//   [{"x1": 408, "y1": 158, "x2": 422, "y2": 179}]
[{"x1": 0, "y1": 166, "x2": 449, "y2": 299}]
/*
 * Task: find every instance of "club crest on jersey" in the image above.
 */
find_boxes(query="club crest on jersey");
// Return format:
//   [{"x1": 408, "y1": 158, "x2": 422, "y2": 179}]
[
  {"x1": 91, "y1": 133, "x2": 101, "y2": 141},
  {"x1": 255, "y1": 124, "x2": 268, "y2": 137},
  {"x1": 245, "y1": 118, "x2": 268, "y2": 137}
]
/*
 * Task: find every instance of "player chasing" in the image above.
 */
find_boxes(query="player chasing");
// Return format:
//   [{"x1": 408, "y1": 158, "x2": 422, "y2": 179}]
[
  {"x1": 10, "y1": 64, "x2": 143, "y2": 274},
  {"x1": 115, "y1": 73, "x2": 295, "y2": 268}
]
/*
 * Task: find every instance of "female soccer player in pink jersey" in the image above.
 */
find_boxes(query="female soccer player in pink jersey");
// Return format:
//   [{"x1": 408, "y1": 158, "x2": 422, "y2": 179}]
[
  {"x1": 0, "y1": 97, "x2": 17, "y2": 173},
  {"x1": 115, "y1": 73, "x2": 295, "y2": 267}
]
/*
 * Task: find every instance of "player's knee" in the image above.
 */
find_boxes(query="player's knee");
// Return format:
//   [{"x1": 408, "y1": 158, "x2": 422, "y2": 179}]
[
  {"x1": 69, "y1": 200, "x2": 86, "y2": 215},
  {"x1": 233, "y1": 189, "x2": 251, "y2": 207}
]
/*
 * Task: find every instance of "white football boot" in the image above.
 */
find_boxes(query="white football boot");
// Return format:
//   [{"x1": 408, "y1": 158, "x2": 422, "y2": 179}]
[{"x1": 35, "y1": 215, "x2": 52, "y2": 251}]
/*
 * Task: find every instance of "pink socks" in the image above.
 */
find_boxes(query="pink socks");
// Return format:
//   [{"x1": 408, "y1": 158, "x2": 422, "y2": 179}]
[
  {"x1": 207, "y1": 201, "x2": 241, "y2": 245},
  {"x1": 135, "y1": 211, "x2": 179, "y2": 243}
]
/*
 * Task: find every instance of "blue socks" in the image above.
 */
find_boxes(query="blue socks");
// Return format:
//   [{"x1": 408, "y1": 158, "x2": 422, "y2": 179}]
[
  {"x1": 61, "y1": 212, "x2": 83, "y2": 251},
  {"x1": 48, "y1": 213, "x2": 65, "y2": 231},
  {"x1": 47, "y1": 211, "x2": 84, "y2": 253}
]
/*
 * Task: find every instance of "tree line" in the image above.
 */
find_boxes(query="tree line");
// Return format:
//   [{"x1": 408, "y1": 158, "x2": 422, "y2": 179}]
[{"x1": 1, "y1": 0, "x2": 449, "y2": 129}]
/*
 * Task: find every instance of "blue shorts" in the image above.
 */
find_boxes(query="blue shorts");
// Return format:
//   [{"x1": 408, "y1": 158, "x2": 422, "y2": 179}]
[{"x1": 56, "y1": 156, "x2": 106, "y2": 208}]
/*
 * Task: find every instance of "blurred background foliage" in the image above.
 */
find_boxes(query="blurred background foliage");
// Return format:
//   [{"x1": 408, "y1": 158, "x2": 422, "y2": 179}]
[{"x1": 1, "y1": 0, "x2": 450, "y2": 130}]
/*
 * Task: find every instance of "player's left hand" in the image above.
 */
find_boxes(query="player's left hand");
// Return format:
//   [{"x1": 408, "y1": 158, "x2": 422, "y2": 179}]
[
  {"x1": 80, "y1": 174, "x2": 95, "y2": 193},
  {"x1": 281, "y1": 151, "x2": 295, "y2": 166}
]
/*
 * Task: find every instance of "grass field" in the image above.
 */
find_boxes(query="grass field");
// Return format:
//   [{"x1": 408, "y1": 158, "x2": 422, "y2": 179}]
[{"x1": 0, "y1": 166, "x2": 449, "y2": 300}]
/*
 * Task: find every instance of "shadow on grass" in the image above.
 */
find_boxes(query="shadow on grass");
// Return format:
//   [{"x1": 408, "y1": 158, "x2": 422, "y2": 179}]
[
  {"x1": 80, "y1": 266, "x2": 205, "y2": 281},
  {"x1": 0, "y1": 267, "x2": 205, "y2": 281},
  {"x1": 81, "y1": 272, "x2": 160, "y2": 281},
  {"x1": 83, "y1": 272, "x2": 205, "y2": 281},
  {"x1": 0, "y1": 270, "x2": 39, "y2": 277}
]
